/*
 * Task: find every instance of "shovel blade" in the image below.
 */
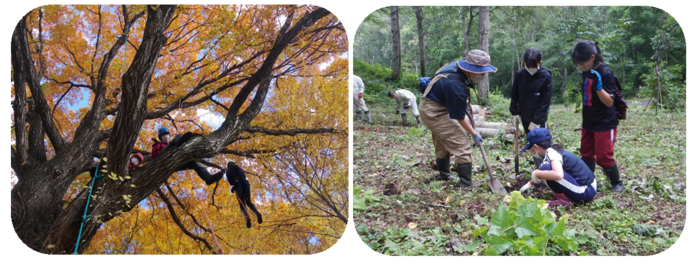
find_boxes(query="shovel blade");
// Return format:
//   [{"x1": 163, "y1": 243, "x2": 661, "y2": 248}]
[{"x1": 488, "y1": 179, "x2": 508, "y2": 195}]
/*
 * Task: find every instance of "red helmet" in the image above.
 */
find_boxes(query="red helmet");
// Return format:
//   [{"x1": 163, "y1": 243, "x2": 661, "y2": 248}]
[{"x1": 130, "y1": 153, "x2": 144, "y2": 166}]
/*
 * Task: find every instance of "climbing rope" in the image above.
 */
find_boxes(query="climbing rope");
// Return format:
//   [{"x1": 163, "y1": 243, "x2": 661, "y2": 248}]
[{"x1": 74, "y1": 162, "x2": 104, "y2": 254}]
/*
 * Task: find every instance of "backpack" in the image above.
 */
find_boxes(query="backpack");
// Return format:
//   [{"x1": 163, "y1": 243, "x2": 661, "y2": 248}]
[
  {"x1": 613, "y1": 77, "x2": 628, "y2": 120},
  {"x1": 418, "y1": 77, "x2": 431, "y2": 94}
]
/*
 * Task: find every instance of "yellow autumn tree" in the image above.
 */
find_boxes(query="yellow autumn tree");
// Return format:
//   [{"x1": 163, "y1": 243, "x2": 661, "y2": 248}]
[{"x1": 11, "y1": 4, "x2": 347, "y2": 254}]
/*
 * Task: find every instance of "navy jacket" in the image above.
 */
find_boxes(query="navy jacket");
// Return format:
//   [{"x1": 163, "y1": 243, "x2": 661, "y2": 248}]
[
  {"x1": 509, "y1": 66, "x2": 552, "y2": 125},
  {"x1": 225, "y1": 165, "x2": 250, "y2": 195},
  {"x1": 425, "y1": 61, "x2": 471, "y2": 120}
]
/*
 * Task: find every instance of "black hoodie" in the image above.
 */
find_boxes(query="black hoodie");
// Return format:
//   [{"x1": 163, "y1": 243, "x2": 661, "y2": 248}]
[{"x1": 509, "y1": 66, "x2": 552, "y2": 128}]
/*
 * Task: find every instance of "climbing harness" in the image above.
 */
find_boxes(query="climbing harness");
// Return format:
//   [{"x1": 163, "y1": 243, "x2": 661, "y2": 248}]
[{"x1": 74, "y1": 162, "x2": 104, "y2": 254}]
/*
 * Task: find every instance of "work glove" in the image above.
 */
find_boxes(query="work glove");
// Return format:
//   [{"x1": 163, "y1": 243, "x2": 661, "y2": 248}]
[
  {"x1": 395, "y1": 110, "x2": 400, "y2": 115},
  {"x1": 358, "y1": 93, "x2": 363, "y2": 99},
  {"x1": 531, "y1": 170, "x2": 545, "y2": 185},
  {"x1": 403, "y1": 103, "x2": 410, "y2": 109},
  {"x1": 520, "y1": 181, "x2": 534, "y2": 193},
  {"x1": 590, "y1": 70, "x2": 603, "y2": 90},
  {"x1": 472, "y1": 133, "x2": 483, "y2": 146},
  {"x1": 529, "y1": 122, "x2": 539, "y2": 131}
]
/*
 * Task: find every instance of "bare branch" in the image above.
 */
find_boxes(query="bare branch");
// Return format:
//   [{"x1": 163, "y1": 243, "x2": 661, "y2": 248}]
[{"x1": 155, "y1": 189, "x2": 217, "y2": 254}]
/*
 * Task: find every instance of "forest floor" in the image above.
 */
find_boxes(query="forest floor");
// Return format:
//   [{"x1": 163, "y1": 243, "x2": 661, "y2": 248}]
[{"x1": 353, "y1": 100, "x2": 686, "y2": 256}]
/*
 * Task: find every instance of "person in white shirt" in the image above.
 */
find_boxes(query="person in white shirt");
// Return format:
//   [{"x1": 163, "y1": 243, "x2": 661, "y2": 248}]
[
  {"x1": 388, "y1": 89, "x2": 420, "y2": 126},
  {"x1": 352, "y1": 75, "x2": 371, "y2": 122}
]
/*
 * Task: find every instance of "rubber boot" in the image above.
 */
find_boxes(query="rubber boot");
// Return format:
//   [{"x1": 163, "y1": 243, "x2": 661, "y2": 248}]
[
  {"x1": 434, "y1": 158, "x2": 458, "y2": 181},
  {"x1": 365, "y1": 111, "x2": 372, "y2": 123},
  {"x1": 356, "y1": 111, "x2": 363, "y2": 122},
  {"x1": 604, "y1": 162, "x2": 625, "y2": 192},
  {"x1": 245, "y1": 217, "x2": 252, "y2": 228},
  {"x1": 401, "y1": 113, "x2": 409, "y2": 126},
  {"x1": 548, "y1": 192, "x2": 572, "y2": 207},
  {"x1": 455, "y1": 163, "x2": 473, "y2": 188},
  {"x1": 581, "y1": 157, "x2": 596, "y2": 172},
  {"x1": 415, "y1": 115, "x2": 421, "y2": 126}
]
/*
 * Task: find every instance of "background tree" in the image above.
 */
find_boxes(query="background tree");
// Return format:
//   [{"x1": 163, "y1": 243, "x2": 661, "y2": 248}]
[
  {"x1": 11, "y1": 4, "x2": 347, "y2": 254},
  {"x1": 414, "y1": 6, "x2": 426, "y2": 77},
  {"x1": 477, "y1": 6, "x2": 490, "y2": 103},
  {"x1": 390, "y1": 6, "x2": 401, "y2": 81}
]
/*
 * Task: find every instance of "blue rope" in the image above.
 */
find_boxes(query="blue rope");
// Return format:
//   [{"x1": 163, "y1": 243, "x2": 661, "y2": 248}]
[{"x1": 74, "y1": 161, "x2": 103, "y2": 254}]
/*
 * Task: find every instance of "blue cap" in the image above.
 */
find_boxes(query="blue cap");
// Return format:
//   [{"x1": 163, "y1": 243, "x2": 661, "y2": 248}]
[
  {"x1": 521, "y1": 128, "x2": 552, "y2": 152},
  {"x1": 158, "y1": 127, "x2": 170, "y2": 136}
]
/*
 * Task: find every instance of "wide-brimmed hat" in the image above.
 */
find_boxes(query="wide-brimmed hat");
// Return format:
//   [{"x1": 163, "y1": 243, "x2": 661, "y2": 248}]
[
  {"x1": 521, "y1": 128, "x2": 552, "y2": 152},
  {"x1": 457, "y1": 49, "x2": 498, "y2": 74}
]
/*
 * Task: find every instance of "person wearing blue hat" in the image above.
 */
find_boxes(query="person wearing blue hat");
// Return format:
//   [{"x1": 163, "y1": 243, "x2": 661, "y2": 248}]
[
  {"x1": 519, "y1": 128, "x2": 597, "y2": 206},
  {"x1": 418, "y1": 49, "x2": 497, "y2": 188}
]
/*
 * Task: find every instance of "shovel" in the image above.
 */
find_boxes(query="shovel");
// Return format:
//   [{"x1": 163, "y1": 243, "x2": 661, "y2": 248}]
[{"x1": 478, "y1": 141, "x2": 508, "y2": 195}]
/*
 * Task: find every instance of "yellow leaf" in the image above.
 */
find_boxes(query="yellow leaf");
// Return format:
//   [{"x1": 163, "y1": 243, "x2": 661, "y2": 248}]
[
  {"x1": 408, "y1": 222, "x2": 418, "y2": 229},
  {"x1": 102, "y1": 165, "x2": 107, "y2": 168},
  {"x1": 444, "y1": 195, "x2": 451, "y2": 205},
  {"x1": 47, "y1": 244, "x2": 55, "y2": 249},
  {"x1": 125, "y1": 176, "x2": 131, "y2": 180},
  {"x1": 130, "y1": 184, "x2": 136, "y2": 188},
  {"x1": 119, "y1": 176, "x2": 124, "y2": 181},
  {"x1": 103, "y1": 157, "x2": 107, "y2": 162}
]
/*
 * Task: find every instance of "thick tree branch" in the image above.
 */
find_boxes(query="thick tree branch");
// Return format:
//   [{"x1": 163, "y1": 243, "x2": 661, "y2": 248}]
[
  {"x1": 105, "y1": 5, "x2": 177, "y2": 179},
  {"x1": 12, "y1": 15, "x2": 67, "y2": 154},
  {"x1": 73, "y1": 7, "x2": 145, "y2": 145},
  {"x1": 233, "y1": 9, "x2": 331, "y2": 122},
  {"x1": 244, "y1": 126, "x2": 340, "y2": 136}
]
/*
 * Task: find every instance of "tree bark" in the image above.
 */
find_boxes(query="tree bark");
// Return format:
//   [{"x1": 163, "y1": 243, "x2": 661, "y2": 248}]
[
  {"x1": 414, "y1": 6, "x2": 426, "y2": 77},
  {"x1": 390, "y1": 6, "x2": 401, "y2": 81},
  {"x1": 477, "y1": 6, "x2": 490, "y2": 104}
]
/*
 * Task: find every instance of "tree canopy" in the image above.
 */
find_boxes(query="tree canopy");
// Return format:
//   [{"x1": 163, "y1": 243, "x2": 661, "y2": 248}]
[{"x1": 11, "y1": 4, "x2": 347, "y2": 254}]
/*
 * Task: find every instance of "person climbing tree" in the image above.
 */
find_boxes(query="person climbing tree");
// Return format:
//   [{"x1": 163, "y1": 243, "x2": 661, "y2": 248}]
[
  {"x1": 152, "y1": 127, "x2": 224, "y2": 185},
  {"x1": 89, "y1": 153, "x2": 144, "y2": 179},
  {"x1": 226, "y1": 161, "x2": 263, "y2": 228}
]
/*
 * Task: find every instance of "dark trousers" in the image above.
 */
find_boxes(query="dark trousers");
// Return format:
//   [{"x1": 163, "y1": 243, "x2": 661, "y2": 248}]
[{"x1": 235, "y1": 185, "x2": 261, "y2": 219}]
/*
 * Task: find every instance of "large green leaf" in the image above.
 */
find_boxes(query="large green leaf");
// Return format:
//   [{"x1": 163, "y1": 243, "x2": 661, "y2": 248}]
[
  {"x1": 486, "y1": 236, "x2": 513, "y2": 254},
  {"x1": 515, "y1": 217, "x2": 540, "y2": 238},
  {"x1": 489, "y1": 205, "x2": 515, "y2": 235}
]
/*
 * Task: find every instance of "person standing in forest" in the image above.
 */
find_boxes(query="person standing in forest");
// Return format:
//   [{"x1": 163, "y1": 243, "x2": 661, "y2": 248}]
[
  {"x1": 353, "y1": 74, "x2": 372, "y2": 123},
  {"x1": 152, "y1": 127, "x2": 225, "y2": 186},
  {"x1": 571, "y1": 40, "x2": 625, "y2": 192},
  {"x1": 419, "y1": 49, "x2": 496, "y2": 187},
  {"x1": 388, "y1": 89, "x2": 420, "y2": 126},
  {"x1": 509, "y1": 48, "x2": 553, "y2": 168}
]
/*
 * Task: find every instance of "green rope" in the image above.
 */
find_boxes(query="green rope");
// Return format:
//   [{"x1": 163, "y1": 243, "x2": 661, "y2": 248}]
[{"x1": 74, "y1": 161, "x2": 103, "y2": 254}]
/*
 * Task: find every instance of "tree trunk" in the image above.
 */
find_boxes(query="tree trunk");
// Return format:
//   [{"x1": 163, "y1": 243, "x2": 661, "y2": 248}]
[
  {"x1": 461, "y1": 7, "x2": 467, "y2": 57},
  {"x1": 390, "y1": 6, "x2": 401, "y2": 81},
  {"x1": 477, "y1": 6, "x2": 490, "y2": 104},
  {"x1": 414, "y1": 6, "x2": 426, "y2": 77}
]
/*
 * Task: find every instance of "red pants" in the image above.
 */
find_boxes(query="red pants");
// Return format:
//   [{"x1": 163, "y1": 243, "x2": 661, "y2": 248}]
[{"x1": 580, "y1": 128, "x2": 617, "y2": 168}]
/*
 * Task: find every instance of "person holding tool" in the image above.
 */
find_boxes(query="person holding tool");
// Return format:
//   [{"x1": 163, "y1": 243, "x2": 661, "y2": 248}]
[{"x1": 418, "y1": 49, "x2": 497, "y2": 188}]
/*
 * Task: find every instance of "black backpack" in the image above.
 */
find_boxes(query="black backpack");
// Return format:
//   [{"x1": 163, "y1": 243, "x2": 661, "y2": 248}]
[{"x1": 613, "y1": 77, "x2": 628, "y2": 120}]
